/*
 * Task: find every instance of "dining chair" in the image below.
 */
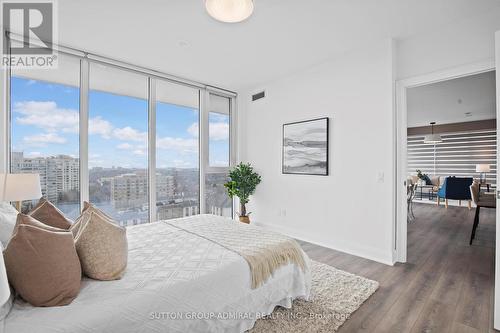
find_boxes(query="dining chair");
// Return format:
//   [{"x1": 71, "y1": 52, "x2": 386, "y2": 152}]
[
  {"x1": 469, "y1": 182, "x2": 496, "y2": 245},
  {"x1": 407, "y1": 183, "x2": 417, "y2": 223}
]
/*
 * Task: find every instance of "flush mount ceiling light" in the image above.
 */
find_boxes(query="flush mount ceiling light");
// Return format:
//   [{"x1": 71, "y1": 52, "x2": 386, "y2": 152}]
[
  {"x1": 205, "y1": 0, "x2": 254, "y2": 23},
  {"x1": 423, "y1": 122, "x2": 442, "y2": 144}
]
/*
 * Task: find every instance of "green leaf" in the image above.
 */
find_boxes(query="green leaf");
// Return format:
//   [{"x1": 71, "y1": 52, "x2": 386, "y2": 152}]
[{"x1": 223, "y1": 162, "x2": 261, "y2": 205}]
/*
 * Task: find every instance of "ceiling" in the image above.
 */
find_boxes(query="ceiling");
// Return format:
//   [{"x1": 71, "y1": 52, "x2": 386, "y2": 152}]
[
  {"x1": 407, "y1": 71, "x2": 496, "y2": 127},
  {"x1": 43, "y1": 0, "x2": 500, "y2": 90}
]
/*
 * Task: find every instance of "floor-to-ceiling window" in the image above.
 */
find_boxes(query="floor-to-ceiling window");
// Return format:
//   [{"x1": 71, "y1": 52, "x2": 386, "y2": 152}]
[
  {"x1": 88, "y1": 63, "x2": 149, "y2": 226},
  {"x1": 155, "y1": 80, "x2": 200, "y2": 220},
  {"x1": 8, "y1": 41, "x2": 236, "y2": 225},
  {"x1": 10, "y1": 54, "x2": 81, "y2": 218},
  {"x1": 205, "y1": 93, "x2": 232, "y2": 217}
]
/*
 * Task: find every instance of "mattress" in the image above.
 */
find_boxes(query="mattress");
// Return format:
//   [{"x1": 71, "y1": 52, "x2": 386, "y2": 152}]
[{"x1": 2, "y1": 215, "x2": 311, "y2": 333}]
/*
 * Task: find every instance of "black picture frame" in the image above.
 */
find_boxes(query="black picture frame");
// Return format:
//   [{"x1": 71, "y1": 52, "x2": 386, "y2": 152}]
[{"x1": 282, "y1": 117, "x2": 329, "y2": 176}]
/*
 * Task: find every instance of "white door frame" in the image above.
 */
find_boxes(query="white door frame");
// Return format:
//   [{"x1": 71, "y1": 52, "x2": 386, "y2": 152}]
[
  {"x1": 395, "y1": 60, "x2": 495, "y2": 263},
  {"x1": 494, "y1": 30, "x2": 500, "y2": 331}
]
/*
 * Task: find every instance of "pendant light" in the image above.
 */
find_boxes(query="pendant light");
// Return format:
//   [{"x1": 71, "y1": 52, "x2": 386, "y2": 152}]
[
  {"x1": 205, "y1": 0, "x2": 254, "y2": 23},
  {"x1": 423, "y1": 122, "x2": 442, "y2": 144}
]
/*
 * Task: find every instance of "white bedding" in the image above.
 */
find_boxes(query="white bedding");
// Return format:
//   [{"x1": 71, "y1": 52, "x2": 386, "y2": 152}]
[{"x1": 2, "y1": 215, "x2": 311, "y2": 333}]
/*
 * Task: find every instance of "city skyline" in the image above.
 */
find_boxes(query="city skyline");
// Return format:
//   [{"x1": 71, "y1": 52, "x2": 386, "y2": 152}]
[{"x1": 10, "y1": 151, "x2": 230, "y2": 225}]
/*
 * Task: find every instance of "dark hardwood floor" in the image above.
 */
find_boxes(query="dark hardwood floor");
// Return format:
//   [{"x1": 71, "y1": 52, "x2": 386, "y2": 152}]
[{"x1": 299, "y1": 203, "x2": 496, "y2": 332}]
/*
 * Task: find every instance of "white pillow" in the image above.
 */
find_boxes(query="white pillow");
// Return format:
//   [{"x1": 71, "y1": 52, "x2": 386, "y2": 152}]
[
  {"x1": 0, "y1": 243, "x2": 12, "y2": 321},
  {"x1": 0, "y1": 202, "x2": 18, "y2": 247},
  {"x1": 0, "y1": 293, "x2": 12, "y2": 321}
]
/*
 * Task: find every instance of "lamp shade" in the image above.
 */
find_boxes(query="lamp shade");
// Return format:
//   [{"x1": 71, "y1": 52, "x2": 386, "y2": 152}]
[
  {"x1": 476, "y1": 164, "x2": 491, "y2": 173},
  {"x1": 423, "y1": 122, "x2": 442, "y2": 144},
  {"x1": 0, "y1": 243, "x2": 10, "y2": 306},
  {"x1": 423, "y1": 133, "x2": 442, "y2": 144},
  {"x1": 0, "y1": 173, "x2": 42, "y2": 202},
  {"x1": 205, "y1": 0, "x2": 254, "y2": 23}
]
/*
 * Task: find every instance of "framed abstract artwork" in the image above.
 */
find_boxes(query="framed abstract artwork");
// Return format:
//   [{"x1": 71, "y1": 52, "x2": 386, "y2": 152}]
[{"x1": 282, "y1": 117, "x2": 329, "y2": 176}]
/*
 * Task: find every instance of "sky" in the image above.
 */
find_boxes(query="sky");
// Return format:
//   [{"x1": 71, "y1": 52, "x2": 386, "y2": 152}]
[{"x1": 11, "y1": 76, "x2": 230, "y2": 169}]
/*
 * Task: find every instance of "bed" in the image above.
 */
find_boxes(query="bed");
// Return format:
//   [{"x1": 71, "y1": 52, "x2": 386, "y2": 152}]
[{"x1": 3, "y1": 214, "x2": 311, "y2": 333}]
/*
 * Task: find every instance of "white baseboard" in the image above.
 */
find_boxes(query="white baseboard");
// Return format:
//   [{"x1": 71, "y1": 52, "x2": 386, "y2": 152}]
[{"x1": 254, "y1": 221, "x2": 395, "y2": 266}]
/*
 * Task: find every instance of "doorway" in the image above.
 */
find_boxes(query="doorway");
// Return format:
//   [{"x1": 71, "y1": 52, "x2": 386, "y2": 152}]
[
  {"x1": 396, "y1": 62, "x2": 496, "y2": 262},
  {"x1": 395, "y1": 63, "x2": 498, "y2": 330}
]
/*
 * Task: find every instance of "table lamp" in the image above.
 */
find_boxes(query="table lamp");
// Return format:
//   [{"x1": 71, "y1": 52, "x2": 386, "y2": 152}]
[
  {"x1": 0, "y1": 173, "x2": 42, "y2": 211},
  {"x1": 0, "y1": 243, "x2": 10, "y2": 307},
  {"x1": 475, "y1": 164, "x2": 490, "y2": 185}
]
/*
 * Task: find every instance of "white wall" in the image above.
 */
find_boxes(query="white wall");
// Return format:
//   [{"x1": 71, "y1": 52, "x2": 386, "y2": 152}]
[
  {"x1": 238, "y1": 8, "x2": 500, "y2": 266},
  {"x1": 407, "y1": 71, "x2": 496, "y2": 127},
  {"x1": 397, "y1": 7, "x2": 500, "y2": 80},
  {"x1": 239, "y1": 39, "x2": 396, "y2": 265},
  {"x1": 494, "y1": 29, "x2": 500, "y2": 332}
]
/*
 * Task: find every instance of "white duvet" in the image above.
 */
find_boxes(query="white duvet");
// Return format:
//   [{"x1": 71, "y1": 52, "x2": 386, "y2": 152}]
[{"x1": 2, "y1": 215, "x2": 311, "y2": 333}]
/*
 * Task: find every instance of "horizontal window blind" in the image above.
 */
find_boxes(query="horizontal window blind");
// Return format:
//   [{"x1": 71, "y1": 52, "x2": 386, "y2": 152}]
[{"x1": 408, "y1": 129, "x2": 497, "y2": 185}]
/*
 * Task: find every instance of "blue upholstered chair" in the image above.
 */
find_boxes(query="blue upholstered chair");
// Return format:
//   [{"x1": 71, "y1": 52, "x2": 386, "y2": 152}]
[{"x1": 437, "y1": 177, "x2": 473, "y2": 209}]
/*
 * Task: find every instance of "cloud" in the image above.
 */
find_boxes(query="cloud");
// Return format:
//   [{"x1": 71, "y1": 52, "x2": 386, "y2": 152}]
[
  {"x1": 92, "y1": 118, "x2": 147, "y2": 143},
  {"x1": 209, "y1": 113, "x2": 229, "y2": 122},
  {"x1": 26, "y1": 80, "x2": 37, "y2": 86},
  {"x1": 187, "y1": 122, "x2": 229, "y2": 141},
  {"x1": 132, "y1": 149, "x2": 146, "y2": 156},
  {"x1": 14, "y1": 100, "x2": 148, "y2": 144},
  {"x1": 112, "y1": 126, "x2": 147, "y2": 143},
  {"x1": 14, "y1": 101, "x2": 79, "y2": 133},
  {"x1": 157, "y1": 137, "x2": 198, "y2": 153},
  {"x1": 23, "y1": 133, "x2": 67, "y2": 146},
  {"x1": 209, "y1": 122, "x2": 229, "y2": 141},
  {"x1": 117, "y1": 143, "x2": 134, "y2": 150},
  {"x1": 187, "y1": 123, "x2": 199, "y2": 137},
  {"x1": 89, "y1": 117, "x2": 113, "y2": 138},
  {"x1": 118, "y1": 135, "x2": 198, "y2": 155},
  {"x1": 116, "y1": 143, "x2": 146, "y2": 156}
]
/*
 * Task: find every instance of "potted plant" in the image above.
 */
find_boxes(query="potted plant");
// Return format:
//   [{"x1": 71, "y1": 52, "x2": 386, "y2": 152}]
[
  {"x1": 416, "y1": 169, "x2": 429, "y2": 185},
  {"x1": 224, "y1": 162, "x2": 261, "y2": 224}
]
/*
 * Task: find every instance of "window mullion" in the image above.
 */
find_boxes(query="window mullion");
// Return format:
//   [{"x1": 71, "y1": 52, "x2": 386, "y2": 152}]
[
  {"x1": 1, "y1": 32, "x2": 10, "y2": 173},
  {"x1": 199, "y1": 90, "x2": 209, "y2": 214},
  {"x1": 148, "y1": 77, "x2": 157, "y2": 222},
  {"x1": 79, "y1": 57, "x2": 90, "y2": 210},
  {"x1": 230, "y1": 96, "x2": 237, "y2": 218}
]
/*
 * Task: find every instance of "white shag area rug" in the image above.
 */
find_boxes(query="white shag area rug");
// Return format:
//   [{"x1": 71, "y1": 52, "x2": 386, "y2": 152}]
[{"x1": 249, "y1": 260, "x2": 379, "y2": 333}]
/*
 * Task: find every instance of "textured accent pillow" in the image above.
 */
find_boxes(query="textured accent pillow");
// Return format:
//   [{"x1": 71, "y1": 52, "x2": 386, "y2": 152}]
[
  {"x1": 71, "y1": 202, "x2": 114, "y2": 238},
  {"x1": 72, "y1": 210, "x2": 127, "y2": 281},
  {"x1": 15, "y1": 213, "x2": 65, "y2": 233},
  {"x1": 82, "y1": 201, "x2": 114, "y2": 220},
  {"x1": 3, "y1": 224, "x2": 81, "y2": 307},
  {"x1": 0, "y1": 202, "x2": 18, "y2": 247},
  {"x1": 29, "y1": 198, "x2": 72, "y2": 229}
]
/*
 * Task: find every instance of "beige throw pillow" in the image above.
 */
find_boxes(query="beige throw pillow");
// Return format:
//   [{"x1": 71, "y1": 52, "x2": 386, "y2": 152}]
[
  {"x1": 71, "y1": 202, "x2": 115, "y2": 238},
  {"x1": 29, "y1": 198, "x2": 72, "y2": 229},
  {"x1": 15, "y1": 213, "x2": 65, "y2": 233},
  {"x1": 3, "y1": 224, "x2": 81, "y2": 307},
  {"x1": 71, "y1": 210, "x2": 127, "y2": 281}
]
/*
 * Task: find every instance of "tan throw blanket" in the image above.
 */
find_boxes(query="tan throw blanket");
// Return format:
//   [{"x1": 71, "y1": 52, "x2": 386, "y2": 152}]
[{"x1": 165, "y1": 214, "x2": 307, "y2": 289}]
